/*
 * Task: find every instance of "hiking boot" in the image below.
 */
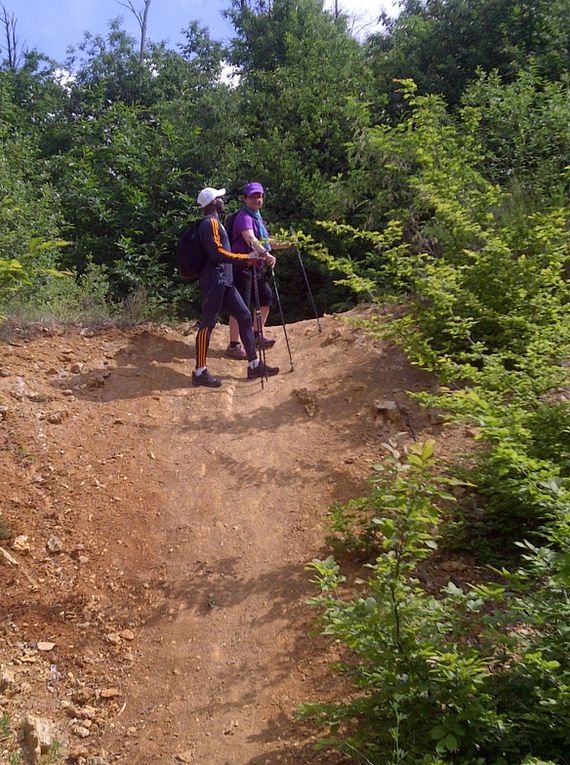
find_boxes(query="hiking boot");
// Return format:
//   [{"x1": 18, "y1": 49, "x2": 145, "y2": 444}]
[
  {"x1": 225, "y1": 343, "x2": 247, "y2": 360},
  {"x1": 247, "y1": 361, "x2": 280, "y2": 380},
  {"x1": 192, "y1": 369, "x2": 222, "y2": 388},
  {"x1": 255, "y1": 334, "x2": 276, "y2": 349}
]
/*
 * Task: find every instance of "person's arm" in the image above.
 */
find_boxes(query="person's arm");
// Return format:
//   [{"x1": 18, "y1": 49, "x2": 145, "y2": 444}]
[
  {"x1": 240, "y1": 228, "x2": 267, "y2": 256},
  {"x1": 201, "y1": 218, "x2": 259, "y2": 265},
  {"x1": 240, "y1": 228, "x2": 277, "y2": 268}
]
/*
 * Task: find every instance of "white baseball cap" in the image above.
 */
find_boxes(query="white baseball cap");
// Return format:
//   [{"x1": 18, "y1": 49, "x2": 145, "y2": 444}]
[{"x1": 197, "y1": 187, "x2": 226, "y2": 207}]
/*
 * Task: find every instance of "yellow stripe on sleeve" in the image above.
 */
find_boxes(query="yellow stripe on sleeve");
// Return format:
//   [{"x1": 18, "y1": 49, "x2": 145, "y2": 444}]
[{"x1": 210, "y1": 218, "x2": 251, "y2": 261}]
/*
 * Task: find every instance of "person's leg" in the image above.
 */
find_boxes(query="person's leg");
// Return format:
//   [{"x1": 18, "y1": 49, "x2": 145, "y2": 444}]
[
  {"x1": 220, "y1": 284, "x2": 279, "y2": 379},
  {"x1": 228, "y1": 316, "x2": 241, "y2": 345},
  {"x1": 223, "y1": 286, "x2": 257, "y2": 361},
  {"x1": 254, "y1": 271, "x2": 276, "y2": 348},
  {"x1": 193, "y1": 284, "x2": 225, "y2": 387},
  {"x1": 222, "y1": 286, "x2": 278, "y2": 378},
  {"x1": 227, "y1": 266, "x2": 253, "y2": 356}
]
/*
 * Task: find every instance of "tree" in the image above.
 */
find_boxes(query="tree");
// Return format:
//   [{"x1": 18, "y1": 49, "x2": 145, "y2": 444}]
[
  {"x1": 368, "y1": 0, "x2": 570, "y2": 107},
  {"x1": 0, "y1": 2, "x2": 20, "y2": 69},
  {"x1": 461, "y1": 68, "x2": 570, "y2": 199},
  {"x1": 119, "y1": 0, "x2": 152, "y2": 66},
  {"x1": 226, "y1": 0, "x2": 371, "y2": 221}
]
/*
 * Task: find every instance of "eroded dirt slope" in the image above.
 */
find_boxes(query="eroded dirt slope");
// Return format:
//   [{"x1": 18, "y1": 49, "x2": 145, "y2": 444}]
[{"x1": 1, "y1": 309, "x2": 440, "y2": 764}]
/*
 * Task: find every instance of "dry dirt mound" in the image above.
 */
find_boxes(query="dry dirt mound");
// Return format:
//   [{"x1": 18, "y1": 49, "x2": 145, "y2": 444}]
[{"x1": 1, "y1": 309, "x2": 446, "y2": 765}]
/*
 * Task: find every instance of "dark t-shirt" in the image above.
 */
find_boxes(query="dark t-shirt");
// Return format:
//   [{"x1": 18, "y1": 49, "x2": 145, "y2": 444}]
[{"x1": 198, "y1": 214, "x2": 250, "y2": 287}]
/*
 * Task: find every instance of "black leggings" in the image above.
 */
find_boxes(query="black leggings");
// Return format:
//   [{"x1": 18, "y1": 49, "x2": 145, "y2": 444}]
[
  {"x1": 196, "y1": 283, "x2": 256, "y2": 367},
  {"x1": 233, "y1": 266, "x2": 274, "y2": 308}
]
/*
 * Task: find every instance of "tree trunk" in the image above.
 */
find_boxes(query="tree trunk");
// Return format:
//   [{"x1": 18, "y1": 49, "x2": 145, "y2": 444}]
[
  {"x1": 1, "y1": 2, "x2": 19, "y2": 69},
  {"x1": 139, "y1": 0, "x2": 151, "y2": 67}
]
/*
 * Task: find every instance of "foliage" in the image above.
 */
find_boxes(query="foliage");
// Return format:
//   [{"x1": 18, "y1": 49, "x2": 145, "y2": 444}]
[
  {"x1": 302, "y1": 443, "x2": 570, "y2": 764},
  {"x1": 461, "y1": 68, "x2": 570, "y2": 199},
  {"x1": 369, "y1": 0, "x2": 570, "y2": 108},
  {"x1": 0, "y1": 91, "x2": 64, "y2": 264},
  {"x1": 296, "y1": 73, "x2": 570, "y2": 765},
  {"x1": 0, "y1": 258, "x2": 29, "y2": 296},
  {"x1": 111, "y1": 237, "x2": 187, "y2": 319},
  {"x1": 226, "y1": 0, "x2": 371, "y2": 222},
  {"x1": 3, "y1": 257, "x2": 111, "y2": 325},
  {"x1": 328, "y1": 439, "x2": 458, "y2": 554},
  {"x1": 322, "y1": 83, "x2": 570, "y2": 386}
]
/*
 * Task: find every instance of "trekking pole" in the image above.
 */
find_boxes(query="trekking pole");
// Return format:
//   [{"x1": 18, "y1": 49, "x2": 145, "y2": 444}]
[
  {"x1": 289, "y1": 226, "x2": 322, "y2": 332},
  {"x1": 270, "y1": 267, "x2": 294, "y2": 372},
  {"x1": 251, "y1": 265, "x2": 268, "y2": 389}
]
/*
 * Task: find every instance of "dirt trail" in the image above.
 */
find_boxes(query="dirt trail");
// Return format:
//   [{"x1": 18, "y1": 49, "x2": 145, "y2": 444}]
[{"x1": 0, "y1": 310, "x2": 437, "y2": 764}]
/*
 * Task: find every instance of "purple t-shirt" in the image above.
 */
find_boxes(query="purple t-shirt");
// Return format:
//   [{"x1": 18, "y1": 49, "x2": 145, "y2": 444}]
[{"x1": 231, "y1": 209, "x2": 269, "y2": 254}]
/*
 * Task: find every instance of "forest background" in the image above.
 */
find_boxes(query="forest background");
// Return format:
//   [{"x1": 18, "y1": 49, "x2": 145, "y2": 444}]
[{"x1": 2, "y1": 0, "x2": 570, "y2": 764}]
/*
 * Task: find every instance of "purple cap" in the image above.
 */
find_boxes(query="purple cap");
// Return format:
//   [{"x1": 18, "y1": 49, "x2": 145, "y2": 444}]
[{"x1": 244, "y1": 181, "x2": 265, "y2": 196}]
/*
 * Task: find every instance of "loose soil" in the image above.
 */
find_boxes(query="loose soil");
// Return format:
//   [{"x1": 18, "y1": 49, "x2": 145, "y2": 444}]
[{"x1": 0, "y1": 308, "x2": 469, "y2": 765}]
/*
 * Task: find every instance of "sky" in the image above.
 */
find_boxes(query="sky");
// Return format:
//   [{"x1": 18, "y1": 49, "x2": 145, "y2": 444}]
[{"x1": 6, "y1": 0, "x2": 399, "y2": 65}]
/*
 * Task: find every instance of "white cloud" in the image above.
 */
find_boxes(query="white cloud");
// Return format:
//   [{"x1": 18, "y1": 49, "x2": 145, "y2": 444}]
[{"x1": 323, "y1": 0, "x2": 399, "y2": 38}]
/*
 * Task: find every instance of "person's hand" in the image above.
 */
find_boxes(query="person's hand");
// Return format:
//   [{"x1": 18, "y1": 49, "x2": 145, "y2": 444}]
[{"x1": 263, "y1": 252, "x2": 276, "y2": 268}]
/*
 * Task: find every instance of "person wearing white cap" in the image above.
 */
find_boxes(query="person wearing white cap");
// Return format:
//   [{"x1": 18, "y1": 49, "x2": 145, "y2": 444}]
[{"x1": 192, "y1": 186, "x2": 279, "y2": 388}]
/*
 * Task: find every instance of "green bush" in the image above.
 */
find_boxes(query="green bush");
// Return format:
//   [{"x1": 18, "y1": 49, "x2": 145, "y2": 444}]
[{"x1": 302, "y1": 444, "x2": 570, "y2": 765}]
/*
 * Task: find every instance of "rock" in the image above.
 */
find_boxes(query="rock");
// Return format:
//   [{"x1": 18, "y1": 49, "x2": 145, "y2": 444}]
[
  {"x1": 10, "y1": 377, "x2": 37, "y2": 401},
  {"x1": 70, "y1": 363, "x2": 84, "y2": 373},
  {"x1": 72, "y1": 724, "x2": 91, "y2": 738},
  {"x1": 99, "y1": 688, "x2": 120, "y2": 699},
  {"x1": 68, "y1": 745, "x2": 89, "y2": 763},
  {"x1": 119, "y1": 629, "x2": 135, "y2": 641},
  {"x1": 37, "y1": 641, "x2": 56, "y2": 652},
  {"x1": 21, "y1": 715, "x2": 56, "y2": 764},
  {"x1": 293, "y1": 388, "x2": 318, "y2": 417},
  {"x1": 12, "y1": 535, "x2": 31, "y2": 552},
  {"x1": 0, "y1": 367, "x2": 12, "y2": 377},
  {"x1": 47, "y1": 410, "x2": 69, "y2": 424},
  {"x1": 0, "y1": 667, "x2": 17, "y2": 696},
  {"x1": 373, "y1": 399, "x2": 401, "y2": 424},
  {"x1": 0, "y1": 405, "x2": 8, "y2": 420},
  {"x1": 72, "y1": 687, "x2": 95, "y2": 705},
  {"x1": 47, "y1": 535, "x2": 64, "y2": 553}
]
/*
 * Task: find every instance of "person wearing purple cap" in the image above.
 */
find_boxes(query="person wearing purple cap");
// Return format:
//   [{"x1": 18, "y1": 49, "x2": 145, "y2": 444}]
[
  {"x1": 192, "y1": 186, "x2": 279, "y2": 387},
  {"x1": 226, "y1": 182, "x2": 288, "y2": 359}
]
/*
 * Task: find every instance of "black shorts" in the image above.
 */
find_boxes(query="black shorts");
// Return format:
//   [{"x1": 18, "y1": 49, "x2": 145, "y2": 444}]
[{"x1": 233, "y1": 265, "x2": 274, "y2": 308}]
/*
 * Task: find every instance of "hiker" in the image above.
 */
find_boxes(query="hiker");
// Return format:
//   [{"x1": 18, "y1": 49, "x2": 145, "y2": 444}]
[
  {"x1": 226, "y1": 181, "x2": 288, "y2": 359},
  {"x1": 193, "y1": 186, "x2": 279, "y2": 388}
]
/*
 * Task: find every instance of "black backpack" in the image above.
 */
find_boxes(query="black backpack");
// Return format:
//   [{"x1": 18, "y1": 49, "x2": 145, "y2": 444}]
[
  {"x1": 224, "y1": 211, "x2": 238, "y2": 245},
  {"x1": 175, "y1": 220, "x2": 208, "y2": 282}
]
